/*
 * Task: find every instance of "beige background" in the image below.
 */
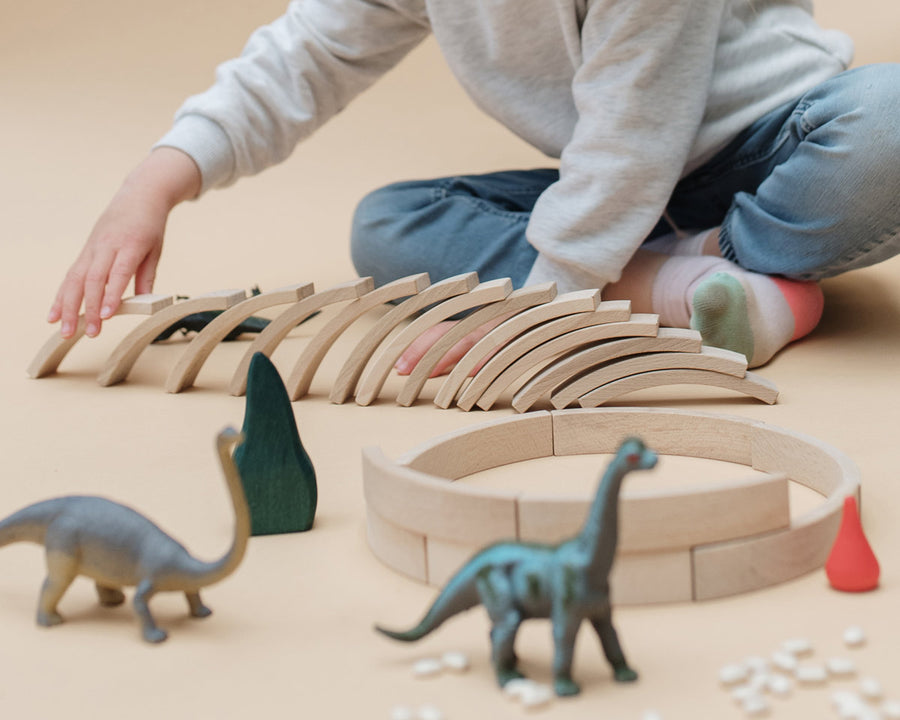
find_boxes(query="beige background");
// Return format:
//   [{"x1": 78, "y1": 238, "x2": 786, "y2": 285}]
[{"x1": 1, "y1": 2, "x2": 898, "y2": 718}]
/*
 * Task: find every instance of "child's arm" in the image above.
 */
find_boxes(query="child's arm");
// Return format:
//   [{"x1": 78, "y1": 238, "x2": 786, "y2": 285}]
[{"x1": 47, "y1": 147, "x2": 201, "y2": 339}]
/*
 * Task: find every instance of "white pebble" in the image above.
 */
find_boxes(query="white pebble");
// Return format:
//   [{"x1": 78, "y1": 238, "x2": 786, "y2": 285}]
[
  {"x1": 720, "y1": 664, "x2": 749, "y2": 685},
  {"x1": 832, "y1": 691, "x2": 866, "y2": 719},
  {"x1": 767, "y1": 673, "x2": 794, "y2": 697},
  {"x1": 440, "y1": 651, "x2": 470, "y2": 673},
  {"x1": 390, "y1": 706, "x2": 415, "y2": 720},
  {"x1": 642, "y1": 712, "x2": 664, "y2": 720},
  {"x1": 883, "y1": 700, "x2": 900, "y2": 719},
  {"x1": 844, "y1": 626, "x2": 867, "y2": 648},
  {"x1": 861, "y1": 677, "x2": 884, "y2": 700},
  {"x1": 795, "y1": 664, "x2": 828, "y2": 684},
  {"x1": 732, "y1": 685, "x2": 759, "y2": 703},
  {"x1": 520, "y1": 683, "x2": 554, "y2": 710},
  {"x1": 416, "y1": 704, "x2": 444, "y2": 720},
  {"x1": 782, "y1": 638, "x2": 814, "y2": 656},
  {"x1": 772, "y1": 650, "x2": 799, "y2": 672},
  {"x1": 745, "y1": 656, "x2": 771, "y2": 674},
  {"x1": 412, "y1": 658, "x2": 443, "y2": 678},
  {"x1": 827, "y1": 657, "x2": 857, "y2": 677},
  {"x1": 503, "y1": 678, "x2": 534, "y2": 700},
  {"x1": 742, "y1": 695, "x2": 771, "y2": 717}
]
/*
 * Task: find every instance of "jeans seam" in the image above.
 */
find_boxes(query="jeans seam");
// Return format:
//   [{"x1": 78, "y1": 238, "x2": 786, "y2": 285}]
[{"x1": 431, "y1": 185, "x2": 534, "y2": 223}]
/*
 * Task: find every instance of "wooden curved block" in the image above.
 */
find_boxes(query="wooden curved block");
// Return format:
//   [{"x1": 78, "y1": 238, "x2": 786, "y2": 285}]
[
  {"x1": 432, "y1": 289, "x2": 602, "y2": 409},
  {"x1": 507, "y1": 321, "x2": 683, "y2": 413},
  {"x1": 28, "y1": 294, "x2": 174, "y2": 379},
  {"x1": 550, "y1": 343, "x2": 745, "y2": 410},
  {"x1": 164, "y1": 283, "x2": 315, "y2": 393},
  {"x1": 285, "y1": 274, "x2": 431, "y2": 401},
  {"x1": 328, "y1": 273, "x2": 479, "y2": 405},
  {"x1": 228, "y1": 277, "x2": 374, "y2": 397},
  {"x1": 395, "y1": 283, "x2": 558, "y2": 407},
  {"x1": 456, "y1": 303, "x2": 637, "y2": 412},
  {"x1": 97, "y1": 290, "x2": 245, "y2": 387},
  {"x1": 354, "y1": 278, "x2": 513, "y2": 406},
  {"x1": 576, "y1": 368, "x2": 779, "y2": 407}
]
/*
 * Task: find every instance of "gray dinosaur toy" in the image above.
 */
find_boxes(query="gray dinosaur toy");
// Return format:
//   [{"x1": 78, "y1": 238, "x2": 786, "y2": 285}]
[
  {"x1": 0, "y1": 427, "x2": 249, "y2": 643},
  {"x1": 377, "y1": 436, "x2": 658, "y2": 696}
]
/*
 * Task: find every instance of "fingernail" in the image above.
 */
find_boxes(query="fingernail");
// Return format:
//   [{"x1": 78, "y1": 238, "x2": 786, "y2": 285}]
[
  {"x1": 86, "y1": 323, "x2": 99, "y2": 337},
  {"x1": 394, "y1": 360, "x2": 409, "y2": 375},
  {"x1": 61, "y1": 322, "x2": 73, "y2": 337},
  {"x1": 100, "y1": 306, "x2": 112, "y2": 319}
]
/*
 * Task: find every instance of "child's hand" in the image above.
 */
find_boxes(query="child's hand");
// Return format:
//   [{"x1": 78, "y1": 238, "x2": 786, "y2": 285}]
[
  {"x1": 47, "y1": 148, "x2": 200, "y2": 338},
  {"x1": 395, "y1": 315, "x2": 510, "y2": 378}
]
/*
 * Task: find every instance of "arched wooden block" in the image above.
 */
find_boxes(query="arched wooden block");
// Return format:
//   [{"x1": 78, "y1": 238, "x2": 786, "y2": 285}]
[
  {"x1": 432, "y1": 288, "x2": 602, "y2": 409},
  {"x1": 285, "y1": 274, "x2": 431, "y2": 401},
  {"x1": 508, "y1": 322, "x2": 688, "y2": 413},
  {"x1": 550, "y1": 344, "x2": 745, "y2": 410},
  {"x1": 329, "y1": 273, "x2": 478, "y2": 405},
  {"x1": 228, "y1": 277, "x2": 374, "y2": 397},
  {"x1": 28, "y1": 294, "x2": 174, "y2": 379},
  {"x1": 395, "y1": 283, "x2": 558, "y2": 407},
  {"x1": 456, "y1": 302, "x2": 636, "y2": 411},
  {"x1": 164, "y1": 283, "x2": 315, "y2": 393},
  {"x1": 354, "y1": 278, "x2": 513, "y2": 406},
  {"x1": 576, "y1": 368, "x2": 779, "y2": 407},
  {"x1": 97, "y1": 290, "x2": 245, "y2": 387}
]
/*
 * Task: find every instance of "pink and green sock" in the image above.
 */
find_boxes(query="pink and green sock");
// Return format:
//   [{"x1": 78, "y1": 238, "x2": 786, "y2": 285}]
[{"x1": 651, "y1": 255, "x2": 824, "y2": 367}]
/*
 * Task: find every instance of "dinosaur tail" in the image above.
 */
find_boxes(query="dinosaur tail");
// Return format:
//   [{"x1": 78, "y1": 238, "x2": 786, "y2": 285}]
[
  {"x1": 375, "y1": 547, "x2": 496, "y2": 642},
  {"x1": 0, "y1": 498, "x2": 68, "y2": 547}
]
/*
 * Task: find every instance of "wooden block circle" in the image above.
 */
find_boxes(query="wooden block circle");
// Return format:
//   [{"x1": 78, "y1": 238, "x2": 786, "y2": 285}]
[{"x1": 362, "y1": 408, "x2": 860, "y2": 604}]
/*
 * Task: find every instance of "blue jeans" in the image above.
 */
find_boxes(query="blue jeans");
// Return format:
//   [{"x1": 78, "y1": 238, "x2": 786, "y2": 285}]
[{"x1": 351, "y1": 64, "x2": 900, "y2": 287}]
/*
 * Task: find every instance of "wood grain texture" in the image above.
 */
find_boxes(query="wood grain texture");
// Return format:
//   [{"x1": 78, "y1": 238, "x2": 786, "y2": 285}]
[
  {"x1": 28, "y1": 294, "x2": 174, "y2": 379},
  {"x1": 228, "y1": 278, "x2": 374, "y2": 397},
  {"x1": 97, "y1": 290, "x2": 245, "y2": 387},
  {"x1": 366, "y1": 507, "x2": 428, "y2": 583},
  {"x1": 165, "y1": 283, "x2": 314, "y2": 393},
  {"x1": 328, "y1": 273, "x2": 478, "y2": 404},
  {"x1": 285, "y1": 274, "x2": 430, "y2": 401}
]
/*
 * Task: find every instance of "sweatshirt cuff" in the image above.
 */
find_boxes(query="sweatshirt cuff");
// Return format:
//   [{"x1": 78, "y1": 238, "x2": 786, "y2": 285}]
[
  {"x1": 154, "y1": 114, "x2": 236, "y2": 195},
  {"x1": 524, "y1": 251, "x2": 613, "y2": 295}
]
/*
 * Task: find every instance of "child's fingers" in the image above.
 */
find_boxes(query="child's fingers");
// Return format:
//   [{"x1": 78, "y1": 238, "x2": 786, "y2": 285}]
[
  {"x1": 395, "y1": 322, "x2": 455, "y2": 375},
  {"x1": 82, "y1": 247, "x2": 117, "y2": 337},
  {"x1": 54, "y1": 261, "x2": 90, "y2": 339}
]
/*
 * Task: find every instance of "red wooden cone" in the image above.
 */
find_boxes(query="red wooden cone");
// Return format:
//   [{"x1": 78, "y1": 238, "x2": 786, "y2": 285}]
[{"x1": 825, "y1": 495, "x2": 880, "y2": 592}]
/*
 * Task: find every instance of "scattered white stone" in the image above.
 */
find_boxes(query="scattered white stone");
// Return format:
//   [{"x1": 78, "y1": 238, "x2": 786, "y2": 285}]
[
  {"x1": 390, "y1": 705, "x2": 415, "y2": 720},
  {"x1": 742, "y1": 695, "x2": 771, "y2": 717},
  {"x1": 642, "y1": 711, "x2": 664, "y2": 720},
  {"x1": 720, "y1": 664, "x2": 750, "y2": 685},
  {"x1": 766, "y1": 673, "x2": 794, "y2": 697},
  {"x1": 883, "y1": 700, "x2": 900, "y2": 719},
  {"x1": 503, "y1": 678, "x2": 534, "y2": 700},
  {"x1": 745, "y1": 656, "x2": 771, "y2": 674},
  {"x1": 844, "y1": 626, "x2": 867, "y2": 648},
  {"x1": 861, "y1": 677, "x2": 884, "y2": 701},
  {"x1": 440, "y1": 651, "x2": 470, "y2": 673},
  {"x1": 772, "y1": 650, "x2": 799, "y2": 673},
  {"x1": 416, "y1": 704, "x2": 444, "y2": 720},
  {"x1": 795, "y1": 664, "x2": 828, "y2": 684},
  {"x1": 781, "y1": 638, "x2": 814, "y2": 657},
  {"x1": 412, "y1": 658, "x2": 443, "y2": 678},
  {"x1": 520, "y1": 683, "x2": 554, "y2": 710},
  {"x1": 732, "y1": 684, "x2": 760, "y2": 703},
  {"x1": 827, "y1": 657, "x2": 857, "y2": 677},
  {"x1": 832, "y1": 690, "x2": 867, "y2": 719}
]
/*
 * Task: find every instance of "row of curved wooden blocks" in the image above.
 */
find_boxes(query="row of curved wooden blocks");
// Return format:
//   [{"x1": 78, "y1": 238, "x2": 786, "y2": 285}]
[
  {"x1": 363, "y1": 409, "x2": 859, "y2": 605},
  {"x1": 29, "y1": 273, "x2": 778, "y2": 410}
]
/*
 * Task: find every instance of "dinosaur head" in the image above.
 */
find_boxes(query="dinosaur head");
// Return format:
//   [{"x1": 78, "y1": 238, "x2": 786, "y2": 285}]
[{"x1": 619, "y1": 437, "x2": 657, "y2": 471}]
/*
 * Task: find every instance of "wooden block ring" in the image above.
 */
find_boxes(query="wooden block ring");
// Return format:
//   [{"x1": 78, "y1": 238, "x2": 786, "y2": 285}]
[{"x1": 362, "y1": 408, "x2": 860, "y2": 605}]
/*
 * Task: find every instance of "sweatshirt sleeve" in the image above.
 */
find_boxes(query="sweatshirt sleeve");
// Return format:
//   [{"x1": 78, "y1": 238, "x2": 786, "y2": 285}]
[
  {"x1": 524, "y1": 0, "x2": 727, "y2": 293},
  {"x1": 155, "y1": 0, "x2": 430, "y2": 193}
]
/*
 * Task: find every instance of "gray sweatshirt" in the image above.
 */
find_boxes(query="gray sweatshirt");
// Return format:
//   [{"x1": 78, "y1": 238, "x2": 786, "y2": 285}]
[{"x1": 158, "y1": 0, "x2": 852, "y2": 292}]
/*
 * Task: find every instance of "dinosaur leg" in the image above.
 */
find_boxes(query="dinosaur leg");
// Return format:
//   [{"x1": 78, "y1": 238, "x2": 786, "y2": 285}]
[
  {"x1": 36, "y1": 550, "x2": 78, "y2": 627},
  {"x1": 476, "y1": 571, "x2": 524, "y2": 686},
  {"x1": 590, "y1": 615, "x2": 638, "y2": 682},
  {"x1": 185, "y1": 591, "x2": 212, "y2": 618},
  {"x1": 133, "y1": 579, "x2": 167, "y2": 643},
  {"x1": 550, "y1": 610, "x2": 582, "y2": 696},
  {"x1": 96, "y1": 584, "x2": 126, "y2": 607}
]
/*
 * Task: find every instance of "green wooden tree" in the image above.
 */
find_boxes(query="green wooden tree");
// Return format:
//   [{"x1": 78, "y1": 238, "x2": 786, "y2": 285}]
[{"x1": 234, "y1": 352, "x2": 317, "y2": 535}]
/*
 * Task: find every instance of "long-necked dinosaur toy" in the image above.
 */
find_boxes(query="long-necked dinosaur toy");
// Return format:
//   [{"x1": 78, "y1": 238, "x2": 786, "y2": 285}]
[
  {"x1": 376, "y1": 436, "x2": 658, "y2": 696},
  {"x1": 0, "y1": 427, "x2": 249, "y2": 643}
]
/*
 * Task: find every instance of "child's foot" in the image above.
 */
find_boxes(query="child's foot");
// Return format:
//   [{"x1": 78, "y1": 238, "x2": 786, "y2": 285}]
[{"x1": 651, "y1": 256, "x2": 824, "y2": 367}]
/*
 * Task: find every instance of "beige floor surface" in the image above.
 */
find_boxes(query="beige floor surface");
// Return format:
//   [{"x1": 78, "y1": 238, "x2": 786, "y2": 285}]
[{"x1": 1, "y1": 2, "x2": 898, "y2": 718}]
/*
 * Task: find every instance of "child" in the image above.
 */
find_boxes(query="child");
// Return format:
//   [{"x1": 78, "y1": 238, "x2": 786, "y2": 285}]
[{"x1": 48, "y1": 0, "x2": 900, "y2": 371}]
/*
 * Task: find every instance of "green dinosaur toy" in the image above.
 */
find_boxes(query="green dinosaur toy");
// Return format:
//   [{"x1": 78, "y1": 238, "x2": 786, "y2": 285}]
[
  {"x1": 376, "y1": 437, "x2": 658, "y2": 696},
  {"x1": 0, "y1": 428, "x2": 249, "y2": 643}
]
